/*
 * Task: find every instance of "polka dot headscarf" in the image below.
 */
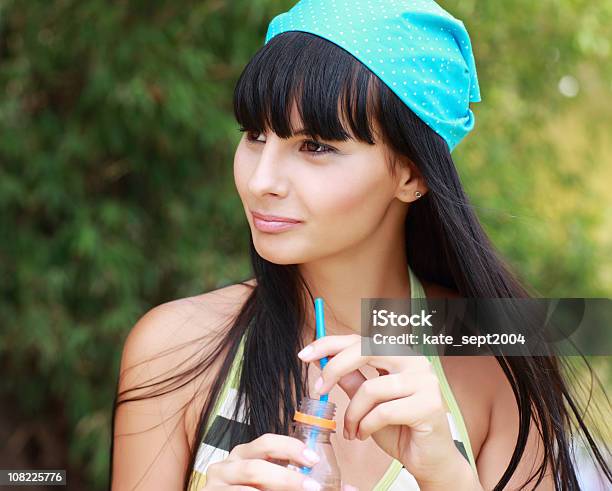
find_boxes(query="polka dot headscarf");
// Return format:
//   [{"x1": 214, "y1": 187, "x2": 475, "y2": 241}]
[{"x1": 264, "y1": 0, "x2": 482, "y2": 153}]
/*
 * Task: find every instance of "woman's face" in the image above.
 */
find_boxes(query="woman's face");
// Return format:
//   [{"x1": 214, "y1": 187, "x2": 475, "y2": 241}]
[{"x1": 233, "y1": 104, "x2": 416, "y2": 265}]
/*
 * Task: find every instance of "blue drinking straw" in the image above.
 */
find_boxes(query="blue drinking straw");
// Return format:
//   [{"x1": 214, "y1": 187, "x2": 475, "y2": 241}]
[{"x1": 300, "y1": 297, "x2": 329, "y2": 475}]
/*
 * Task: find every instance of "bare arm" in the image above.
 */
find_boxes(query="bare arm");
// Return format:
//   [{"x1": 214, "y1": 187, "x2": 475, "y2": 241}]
[{"x1": 111, "y1": 286, "x2": 248, "y2": 490}]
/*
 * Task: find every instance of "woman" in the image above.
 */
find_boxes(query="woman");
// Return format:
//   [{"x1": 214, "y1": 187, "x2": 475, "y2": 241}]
[{"x1": 109, "y1": 1, "x2": 611, "y2": 490}]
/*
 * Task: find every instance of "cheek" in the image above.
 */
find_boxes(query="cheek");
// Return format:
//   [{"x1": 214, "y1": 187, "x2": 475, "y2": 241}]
[
  {"x1": 305, "y1": 163, "x2": 393, "y2": 223},
  {"x1": 233, "y1": 145, "x2": 250, "y2": 200},
  {"x1": 233, "y1": 147, "x2": 244, "y2": 188}
]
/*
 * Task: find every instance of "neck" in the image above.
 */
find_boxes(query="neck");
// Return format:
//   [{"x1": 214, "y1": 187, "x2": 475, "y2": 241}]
[{"x1": 298, "y1": 214, "x2": 411, "y2": 342}]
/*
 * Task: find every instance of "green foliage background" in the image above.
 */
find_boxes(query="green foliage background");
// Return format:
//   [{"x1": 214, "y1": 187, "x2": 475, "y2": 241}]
[{"x1": 0, "y1": 1, "x2": 610, "y2": 488}]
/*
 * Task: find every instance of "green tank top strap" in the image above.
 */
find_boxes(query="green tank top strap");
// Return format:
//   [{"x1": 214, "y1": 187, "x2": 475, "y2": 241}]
[{"x1": 407, "y1": 265, "x2": 479, "y2": 476}]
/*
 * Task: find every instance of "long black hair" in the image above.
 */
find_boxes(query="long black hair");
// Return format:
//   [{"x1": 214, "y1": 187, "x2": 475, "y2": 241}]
[{"x1": 109, "y1": 31, "x2": 611, "y2": 491}]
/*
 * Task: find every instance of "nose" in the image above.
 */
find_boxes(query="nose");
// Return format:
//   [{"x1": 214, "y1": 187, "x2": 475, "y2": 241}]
[{"x1": 247, "y1": 135, "x2": 290, "y2": 198}]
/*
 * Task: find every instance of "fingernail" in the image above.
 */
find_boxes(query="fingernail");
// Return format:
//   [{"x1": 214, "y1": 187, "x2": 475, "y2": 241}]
[
  {"x1": 302, "y1": 448, "x2": 320, "y2": 464},
  {"x1": 314, "y1": 377, "x2": 323, "y2": 392},
  {"x1": 344, "y1": 485, "x2": 359, "y2": 491},
  {"x1": 298, "y1": 345, "x2": 314, "y2": 359},
  {"x1": 303, "y1": 477, "x2": 322, "y2": 491}
]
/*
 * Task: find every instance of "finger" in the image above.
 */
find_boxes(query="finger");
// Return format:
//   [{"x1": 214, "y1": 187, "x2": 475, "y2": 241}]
[
  {"x1": 208, "y1": 458, "x2": 322, "y2": 490},
  {"x1": 342, "y1": 484, "x2": 359, "y2": 491},
  {"x1": 344, "y1": 372, "x2": 423, "y2": 439},
  {"x1": 317, "y1": 343, "x2": 428, "y2": 395},
  {"x1": 299, "y1": 334, "x2": 426, "y2": 373},
  {"x1": 316, "y1": 341, "x2": 368, "y2": 395},
  {"x1": 356, "y1": 388, "x2": 446, "y2": 440},
  {"x1": 334, "y1": 367, "x2": 367, "y2": 400},
  {"x1": 227, "y1": 433, "x2": 321, "y2": 468},
  {"x1": 298, "y1": 334, "x2": 361, "y2": 361}
]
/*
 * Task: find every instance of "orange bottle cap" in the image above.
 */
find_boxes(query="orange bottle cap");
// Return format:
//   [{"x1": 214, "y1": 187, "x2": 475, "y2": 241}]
[{"x1": 293, "y1": 410, "x2": 336, "y2": 431}]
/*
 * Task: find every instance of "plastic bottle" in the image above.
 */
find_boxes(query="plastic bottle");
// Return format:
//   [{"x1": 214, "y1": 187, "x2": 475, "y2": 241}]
[{"x1": 286, "y1": 397, "x2": 342, "y2": 490}]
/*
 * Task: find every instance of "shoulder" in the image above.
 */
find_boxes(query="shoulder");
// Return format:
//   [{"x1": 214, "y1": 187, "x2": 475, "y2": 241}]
[
  {"x1": 420, "y1": 280, "x2": 507, "y2": 461},
  {"x1": 118, "y1": 279, "x2": 257, "y2": 443},
  {"x1": 120, "y1": 279, "x2": 255, "y2": 371}
]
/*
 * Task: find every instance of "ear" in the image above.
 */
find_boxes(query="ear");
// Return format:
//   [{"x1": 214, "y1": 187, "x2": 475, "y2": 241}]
[{"x1": 394, "y1": 164, "x2": 428, "y2": 203}]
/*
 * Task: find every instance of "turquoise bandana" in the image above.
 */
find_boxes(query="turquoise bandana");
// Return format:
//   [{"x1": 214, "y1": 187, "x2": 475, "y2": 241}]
[{"x1": 264, "y1": 0, "x2": 482, "y2": 153}]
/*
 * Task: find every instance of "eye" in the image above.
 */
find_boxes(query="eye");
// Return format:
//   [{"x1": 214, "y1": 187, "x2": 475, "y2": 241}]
[
  {"x1": 301, "y1": 139, "x2": 336, "y2": 155},
  {"x1": 239, "y1": 127, "x2": 265, "y2": 143},
  {"x1": 238, "y1": 127, "x2": 337, "y2": 157}
]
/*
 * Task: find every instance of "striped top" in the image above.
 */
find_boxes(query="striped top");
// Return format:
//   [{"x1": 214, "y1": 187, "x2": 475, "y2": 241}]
[{"x1": 187, "y1": 265, "x2": 479, "y2": 490}]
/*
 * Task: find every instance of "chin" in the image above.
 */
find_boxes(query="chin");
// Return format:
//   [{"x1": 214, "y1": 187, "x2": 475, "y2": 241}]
[{"x1": 252, "y1": 235, "x2": 310, "y2": 265}]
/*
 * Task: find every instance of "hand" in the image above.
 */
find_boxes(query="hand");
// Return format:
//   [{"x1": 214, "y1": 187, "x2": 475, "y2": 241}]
[
  {"x1": 204, "y1": 432, "x2": 359, "y2": 490},
  {"x1": 298, "y1": 334, "x2": 471, "y2": 487}
]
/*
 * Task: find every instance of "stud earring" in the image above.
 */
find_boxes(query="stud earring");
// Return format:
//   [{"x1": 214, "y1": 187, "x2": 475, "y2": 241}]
[{"x1": 415, "y1": 191, "x2": 422, "y2": 198}]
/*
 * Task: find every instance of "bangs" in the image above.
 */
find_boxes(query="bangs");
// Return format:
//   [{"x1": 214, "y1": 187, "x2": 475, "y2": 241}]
[{"x1": 233, "y1": 31, "x2": 384, "y2": 144}]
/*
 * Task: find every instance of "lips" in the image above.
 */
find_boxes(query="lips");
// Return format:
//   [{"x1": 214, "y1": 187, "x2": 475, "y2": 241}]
[
  {"x1": 251, "y1": 210, "x2": 303, "y2": 233},
  {"x1": 251, "y1": 211, "x2": 302, "y2": 223}
]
